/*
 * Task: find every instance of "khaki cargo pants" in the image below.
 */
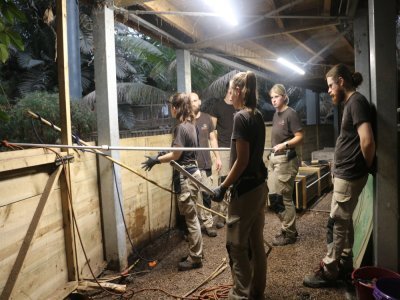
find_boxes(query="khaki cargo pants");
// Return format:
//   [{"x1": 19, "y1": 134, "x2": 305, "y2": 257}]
[
  {"x1": 198, "y1": 169, "x2": 214, "y2": 229},
  {"x1": 177, "y1": 170, "x2": 203, "y2": 263},
  {"x1": 267, "y1": 153, "x2": 299, "y2": 238},
  {"x1": 226, "y1": 183, "x2": 267, "y2": 300},
  {"x1": 216, "y1": 150, "x2": 231, "y2": 223},
  {"x1": 322, "y1": 175, "x2": 368, "y2": 277}
]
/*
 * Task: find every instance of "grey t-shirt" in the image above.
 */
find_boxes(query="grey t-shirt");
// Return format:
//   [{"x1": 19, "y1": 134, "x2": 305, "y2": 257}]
[
  {"x1": 334, "y1": 92, "x2": 372, "y2": 180},
  {"x1": 195, "y1": 112, "x2": 214, "y2": 170},
  {"x1": 172, "y1": 121, "x2": 198, "y2": 166},
  {"x1": 271, "y1": 107, "x2": 303, "y2": 147},
  {"x1": 230, "y1": 109, "x2": 266, "y2": 179}
]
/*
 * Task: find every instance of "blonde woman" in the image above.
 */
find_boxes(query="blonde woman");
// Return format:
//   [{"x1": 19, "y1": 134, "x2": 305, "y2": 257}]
[{"x1": 268, "y1": 84, "x2": 303, "y2": 246}]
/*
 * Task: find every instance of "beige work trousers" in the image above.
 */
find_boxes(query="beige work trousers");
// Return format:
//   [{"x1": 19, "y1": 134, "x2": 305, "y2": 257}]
[
  {"x1": 226, "y1": 183, "x2": 267, "y2": 300},
  {"x1": 267, "y1": 153, "x2": 299, "y2": 237},
  {"x1": 198, "y1": 169, "x2": 214, "y2": 228},
  {"x1": 216, "y1": 150, "x2": 230, "y2": 222},
  {"x1": 322, "y1": 175, "x2": 368, "y2": 277},
  {"x1": 177, "y1": 170, "x2": 203, "y2": 263}
]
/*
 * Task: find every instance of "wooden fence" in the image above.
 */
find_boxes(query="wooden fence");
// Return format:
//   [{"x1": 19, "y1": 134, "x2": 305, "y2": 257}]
[{"x1": 0, "y1": 124, "x2": 334, "y2": 299}]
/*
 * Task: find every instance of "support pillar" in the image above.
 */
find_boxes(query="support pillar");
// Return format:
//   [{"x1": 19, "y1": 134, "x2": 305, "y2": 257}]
[
  {"x1": 354, "y1": 4, "x2": 370, "y2": 100},
  {"x1": 67, "y1": 0, "x2": 82, "y2": 100},
  {"x1": 305, "y1": 89, "x2": 319, "y2": 125},
  {"x1": 93, "y1": 2, "x2": 127, "y2": 271},
  {"x1": 369, "y1": 0, "x2": 399, "y2": 271},
  {"x1": 176, "y1": 49, "x2": 191, "y2": 93}
]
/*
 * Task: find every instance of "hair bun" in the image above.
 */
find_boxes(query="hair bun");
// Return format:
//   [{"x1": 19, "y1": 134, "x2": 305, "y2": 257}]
[{"x1": 352, "y1": 72, "x2": 363, "y2": 87}]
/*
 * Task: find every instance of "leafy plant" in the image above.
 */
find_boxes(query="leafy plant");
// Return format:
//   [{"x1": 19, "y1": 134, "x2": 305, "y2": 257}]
[
  {"x1": 0, "y1": 91, "x2": 96, "y2": 144},
  {"x1": 0, "y1": 0, "x2": 26, "y2": 63}
]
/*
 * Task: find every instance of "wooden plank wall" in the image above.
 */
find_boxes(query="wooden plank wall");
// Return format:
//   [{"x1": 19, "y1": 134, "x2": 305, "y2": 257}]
[
  {"x1": 0, "y1": 147, "x2": 104, "y2": 299},
  {"x1": 71, "y1": 147, "x2": 105, "y2": 278},
  {"x1": 0, "y1": 124, "x2": 334, "y2": 298},
  {"x1": 120, "y1": 135, "x2": 174, "y2": 251}
]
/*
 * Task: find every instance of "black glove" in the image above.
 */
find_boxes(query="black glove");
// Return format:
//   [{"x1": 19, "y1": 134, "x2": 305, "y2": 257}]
[
  {"x1": 141, "y1": 155, "x2": 160, "y2": 171},
  {"x1": 212, "y1": 185, "x2": 227, "y2": 202}
]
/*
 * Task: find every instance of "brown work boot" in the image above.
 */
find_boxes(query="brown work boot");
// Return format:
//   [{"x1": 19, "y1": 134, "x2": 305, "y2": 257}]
[{"x1": 303, "y1": 262, "x2": 338, "y2": 288}]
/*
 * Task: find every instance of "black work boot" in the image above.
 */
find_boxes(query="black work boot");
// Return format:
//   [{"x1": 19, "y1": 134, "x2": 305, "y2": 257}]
[
  {"x1": 205, "y1": 226, "x2": 217, "y2": 237},
  {"x1": 272, "y1": 230, "x2": 297, "y2": 246},
  {"x1": 338, "y1": 257, "x2": 354, "y2": 281},
  {"x1": 178, "y1": 258, "x2": 203, "y2": 271}
]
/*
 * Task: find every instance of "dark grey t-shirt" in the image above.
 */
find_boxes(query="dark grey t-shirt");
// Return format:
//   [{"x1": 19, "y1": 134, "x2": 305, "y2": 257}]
[
  {"x1": 271, "y1": 107, "x2": 303, "y2": 147},
  {"x1": 195, "y1": 112, "x2": 214, "y2": 170},
  {"x1": 210, "y1": 99, "x2": 236, "y2": 147},
  {"x1": 172, "y1": 121, "x2": 198, "y2": 166},
  {"x1": 230, "y1": 109, "x2": 266, "y2": 179},
  {"x1": 334, "y1": 92, "x2": 372, "y2": 180}
]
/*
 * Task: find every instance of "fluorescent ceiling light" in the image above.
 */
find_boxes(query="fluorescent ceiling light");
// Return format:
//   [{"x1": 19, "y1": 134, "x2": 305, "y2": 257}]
[
  {"x1": 203, "y1": 0, "x2": 238, "y2": 26},
  {"x1": 277, "y1": 57, "x2": 305, "y2": 75}
]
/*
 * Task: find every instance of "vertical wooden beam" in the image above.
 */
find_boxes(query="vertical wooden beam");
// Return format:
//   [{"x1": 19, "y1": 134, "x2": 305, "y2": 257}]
[
  {"x1": 368, "y1": 0, "x2": 399, "y2": 270},
  {"x1": 93, "y1": 2, "x2": 127, "y2": 271},
  {"x1": 56, "y1": 0, "x2": 77, "y2": 281},
  {"x1": 354, "y1": 4, "x2": 370, "y2": 101},
  {"x1": 176, "y1": 49, "x2": 191, "y2": 93}
]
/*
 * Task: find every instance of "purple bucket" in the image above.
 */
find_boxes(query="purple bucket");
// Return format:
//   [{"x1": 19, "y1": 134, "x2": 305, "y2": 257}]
[
  {"x1": 352, "y1": 267, "x2": 400, "y2": 300},
  {"x1": 372, "y1": 278, "x2": 400, "y2": 300}
]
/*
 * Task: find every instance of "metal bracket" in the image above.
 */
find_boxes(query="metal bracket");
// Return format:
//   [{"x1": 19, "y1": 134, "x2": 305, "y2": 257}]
[{"x1": 55, "y1": 154, "x2": 74, "y2": 166}]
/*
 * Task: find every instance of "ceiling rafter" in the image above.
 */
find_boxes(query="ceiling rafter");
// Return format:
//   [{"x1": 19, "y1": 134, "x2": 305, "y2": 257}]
[
  {"x1": 139, "y1": 1, "x2": 206, "y2": 41},
  {"x1": 224, "y1": 22, "x2": 341, "y2": 44},
  {"x1": 269, "y1": 0, "x2": 324, "y2": 62},
  {"x1": 189, "y1": 0, "x2": 305, "y2": 49},
  {"x1": 110, "y1": 0, "x2": 358, "y2": 91},
  {"x1": 124, "y1": 10, "x2": 350, "y2": 20},
  {"x1": 305, "y1": 26, "x2": 352, "y2": 65}
]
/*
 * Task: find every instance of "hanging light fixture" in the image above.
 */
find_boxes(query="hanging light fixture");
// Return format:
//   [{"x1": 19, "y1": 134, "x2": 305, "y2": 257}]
[
  {"x1": 277, "y1": 57, "x2": 305, "y2": 75},
  {"x1": 203, "y1": 0, "x2": 238, "y2": 26}
]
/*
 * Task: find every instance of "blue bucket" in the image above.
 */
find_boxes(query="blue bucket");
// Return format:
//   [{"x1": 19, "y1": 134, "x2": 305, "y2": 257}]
[{"x1": 373, "y1": 278, "x2": 400, "y2": 300}]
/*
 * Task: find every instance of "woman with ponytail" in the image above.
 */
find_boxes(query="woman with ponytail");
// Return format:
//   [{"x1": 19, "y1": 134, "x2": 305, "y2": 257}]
[
  {"x1": 142, "y1": 93, "x2": 204, "y2": 272},
  {"x1": 212, "y1": 71, "x2": 268, "y2": 300}
]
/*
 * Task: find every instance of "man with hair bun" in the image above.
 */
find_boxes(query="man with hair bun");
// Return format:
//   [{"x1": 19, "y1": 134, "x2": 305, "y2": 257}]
[{"x1": 303, "y1": 64, "x2": 375, "y2": 288}]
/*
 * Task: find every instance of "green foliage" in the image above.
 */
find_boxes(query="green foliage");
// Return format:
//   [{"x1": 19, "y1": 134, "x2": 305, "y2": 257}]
[
  {"x1": 0, "y1": 0, "x2": 26, "y2": 63},
  {"x1": 0, "y1": 91, "x2": 96, "y2": 144}
]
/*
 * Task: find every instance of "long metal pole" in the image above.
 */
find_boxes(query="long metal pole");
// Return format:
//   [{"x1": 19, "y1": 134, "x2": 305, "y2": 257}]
[{"x1": 170, "y1": 161, "x2": 215, "y2": 196}]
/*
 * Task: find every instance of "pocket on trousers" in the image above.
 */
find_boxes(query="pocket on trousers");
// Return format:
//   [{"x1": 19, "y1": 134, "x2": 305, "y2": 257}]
[
  {"x1": 332, "y1": 178, "x2": 351, "y2": 203},
  {"x1": 277, "y1": 174, "x2": 292, "y2": 195}
]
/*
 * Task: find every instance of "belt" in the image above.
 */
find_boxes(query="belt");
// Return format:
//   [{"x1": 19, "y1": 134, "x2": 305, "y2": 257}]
[
  {"x1": 271, "y1": 150, "x2": 296, "y2": 156},
  {"x1": 182, "y1": 163, "x2": 197, "y2": 169}
]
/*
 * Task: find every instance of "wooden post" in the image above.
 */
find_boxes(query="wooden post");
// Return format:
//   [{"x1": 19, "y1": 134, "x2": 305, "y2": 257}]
[
  {"x1": 56, "y1": 0, "x2": 78, "y2": 281},
  {"x1": 93, "y1": 2, "x2": 127, "y2": 271}
]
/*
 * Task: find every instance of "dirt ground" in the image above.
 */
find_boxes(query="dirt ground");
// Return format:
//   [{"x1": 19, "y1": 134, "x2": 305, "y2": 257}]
[{"x1": 75, "y1": 192, "x2": 357, "y2": 300}]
